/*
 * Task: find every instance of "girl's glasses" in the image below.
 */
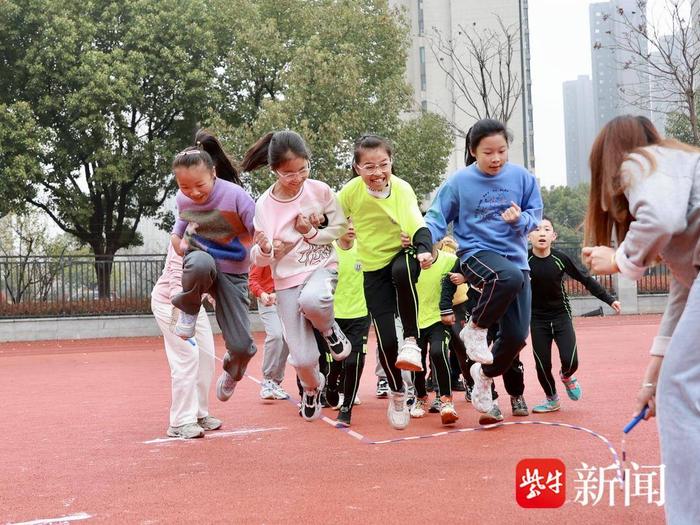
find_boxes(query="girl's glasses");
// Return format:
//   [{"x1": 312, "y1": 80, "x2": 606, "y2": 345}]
[
  {"x1": 356, "y1": 160, "x2": 392, "y2": 174},
  {"x1": 276, "y1": 164, "x2": 311, "y2": 180}
]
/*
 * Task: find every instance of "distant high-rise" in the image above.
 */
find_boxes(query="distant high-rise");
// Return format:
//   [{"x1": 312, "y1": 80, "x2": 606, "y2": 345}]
[
  {"x1": 563, "y1": 75, "x2": 595, "y2": 187},
  {"x1": 390, "y1": 0, "x2": 535, "y2": 176},
  {"x1": 589, "y1": 1, "x2": 650, "y2": 131}
]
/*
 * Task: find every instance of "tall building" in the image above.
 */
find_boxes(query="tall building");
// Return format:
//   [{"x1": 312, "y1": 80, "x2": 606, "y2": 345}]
[
  {"x1": 390, "y1": 0, "x2": 535, "y2": 176},
  {"x1": 589, "y1": 1, "x2": 650, "y2": 131},
  {"x1": 563, "y1": 75, "x2": 595, "y2": 187}
]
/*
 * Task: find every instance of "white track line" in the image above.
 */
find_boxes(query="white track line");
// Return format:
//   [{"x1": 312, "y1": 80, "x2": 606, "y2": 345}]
[
  {"x1": 7, "y1": 512, "x2": 92, "y2": 525},
  {"x1": 143, "y1": 427, "x2": 285, "y2": 444}
]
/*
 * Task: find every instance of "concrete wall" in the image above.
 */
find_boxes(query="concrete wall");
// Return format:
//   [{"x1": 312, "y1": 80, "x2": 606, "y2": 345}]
[{"x1": 1, "y1": 312, "x2": 264, "y2": 342}]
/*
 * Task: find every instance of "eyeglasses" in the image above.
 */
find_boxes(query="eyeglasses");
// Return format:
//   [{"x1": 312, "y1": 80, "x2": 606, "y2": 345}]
[
  {"x1": 275, "y1": 164, "x2": 311, "y2": 180},
  {"x1": 355, "y1": 160, "x2": 392, "y2": 174}
]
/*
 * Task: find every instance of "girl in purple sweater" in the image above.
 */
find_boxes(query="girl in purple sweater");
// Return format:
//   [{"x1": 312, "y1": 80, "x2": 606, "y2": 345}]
[{"x1": 170, "y1": 130, "x2": 257, "y2": 404}]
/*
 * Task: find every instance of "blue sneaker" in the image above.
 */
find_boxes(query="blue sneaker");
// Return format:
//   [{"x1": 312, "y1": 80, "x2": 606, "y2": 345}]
[
  {"x1": 532, "y1": 396, "x2": 561, "y2": 413},
  {"x1": 560, "y1": 372, "x2": 582, "y2": 401}
]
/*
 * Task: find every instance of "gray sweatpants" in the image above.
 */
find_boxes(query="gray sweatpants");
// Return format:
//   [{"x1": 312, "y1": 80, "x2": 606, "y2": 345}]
[
  {"x1": 171, "y1": 251, "x2": 256, "y2": 381},
  {"x1": 258, "y1": 302, "x2": 290, "y2": 384},
  {"x1": 657, "y1": 273, "x2": 700, "y2": 525},
  {"x1": 275, "y1": 267, "x2": 337, "y2": 392}
]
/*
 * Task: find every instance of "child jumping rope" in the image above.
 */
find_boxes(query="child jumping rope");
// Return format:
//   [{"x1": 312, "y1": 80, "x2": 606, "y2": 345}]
[
  {"x1": 338, "y1": 134, "x2": 434, "y2": 430},
  {"x1": 528, "y1": 217, "x2": 620, "y2": 413},
  {"x1": 425, "y1": 118, "x2": 543, "y2": 418},
  {"x1": 170, "y1": 129, "x2": 257, "y2": 403},
  {"x1": 152, "y1": 243, "x2": 219, "y2": 439},
  {"x1": 245, "y1": 130, "x2": 350, "y2": 422}
]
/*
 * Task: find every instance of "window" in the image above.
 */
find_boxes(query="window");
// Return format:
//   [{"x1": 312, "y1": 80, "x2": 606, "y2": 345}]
[
  {"x1": 417, "y1": 0, "x2": 425, "y2": 35},
  {"x1": 419, "y1": 46, "x2": 427, "y2": 91},
  {"x1": 421, "y1": 100, "x2": 428, "y2": 112}
]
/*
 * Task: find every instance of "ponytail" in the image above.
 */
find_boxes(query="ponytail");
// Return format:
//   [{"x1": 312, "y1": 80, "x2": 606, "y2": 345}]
[
  {"x1": 194, "y1": 129, "x2": 242, "y2": 185},
  {"x1": 242, "y1": 130, "x2": 311, "y2": 173}
]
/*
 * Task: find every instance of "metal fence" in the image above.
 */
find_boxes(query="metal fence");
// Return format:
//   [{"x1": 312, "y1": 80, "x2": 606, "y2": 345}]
[
  {"x1": 0, "y1": 254, "x2": 166, "y2": 318},
  {"x1": 554, "y1": 242, "x2": 616, "y2": 297},
  {"x1": 554, "y1": 242, "x2": 670, "y2": 297},
  {"x1": 0, "y1": 244, "x2": 671, "y2": 319}
]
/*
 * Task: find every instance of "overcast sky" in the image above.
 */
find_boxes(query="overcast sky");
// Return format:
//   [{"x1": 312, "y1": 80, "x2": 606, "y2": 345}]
[
  {"x1": 529, "y1": 0, "x2": 675, "y2": 187},
  {"x1": 529, "y1": 0, "x2": 597, "y2": 188}
]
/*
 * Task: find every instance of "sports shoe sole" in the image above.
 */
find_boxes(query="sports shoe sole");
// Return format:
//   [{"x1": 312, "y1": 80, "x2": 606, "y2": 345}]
[
  {"x1": 478, "y1": 412, "x2": 504, "y2": 425},
  {"x1": 395, "y1": 348, "x2": 423, "y2": 371},
  {"x1": 301, "y1": 375, "x2": 325, "y2": 422},
  {"x1": 441, "y1": 410, "x2": 459, "y2": 425},
  {"x1": 216, "y1": 373, "x2": 236, "y2": 402},
  {"x1": 532, "y1": 406, "x2": 560, "y2": 413}
]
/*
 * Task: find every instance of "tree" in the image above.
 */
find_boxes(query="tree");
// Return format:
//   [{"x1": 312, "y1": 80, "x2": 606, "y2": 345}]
[
  {"x1": 0, "y1": 0, "x2": 223, "y2": 296},
  {"x1": 600, "y1": 0, "x2": 700, "y2": 143},
  {"x1": 429, "y1": 16, "x2": 522, "y2": 135},
  {"x1": 0, "y1": 211, "x2": 76, "y2": 304},
  {"x1": 539, "y1": 184, "x2": 590, "y2": 244},
  {"x1": 0, "y1": 102, "x2": 45, "y2": 218},
  {"x1": 211, "y1": 0, "x2": 453, "y2": 195}
]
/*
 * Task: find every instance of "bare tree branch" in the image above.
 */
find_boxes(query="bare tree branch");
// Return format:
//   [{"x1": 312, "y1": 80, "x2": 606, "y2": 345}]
[{"x1": 429, "y1": 16, "x2": 522, "y2": 135}]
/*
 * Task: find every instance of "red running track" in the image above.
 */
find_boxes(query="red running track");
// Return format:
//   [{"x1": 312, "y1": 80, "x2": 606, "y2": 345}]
[{"x1": 1, "y1": 315, "x2": 664, "y2": 524}]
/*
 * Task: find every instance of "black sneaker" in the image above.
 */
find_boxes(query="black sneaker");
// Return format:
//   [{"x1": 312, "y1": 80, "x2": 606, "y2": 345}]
[
  {"x1": 426, "y1": 374, "x2": 435, "y2": 393},
  {"x1": 510, "y1": 395, "x2": 529, "y2": 416},
  {"x1": 325, "y1": 387, "x2": 340, "y2": 409},
  {"x1": 336, "y1": 406, "x2": 352, "y2": 427},
  {"x1": 452, "y1": 378, "x2": 466, "y2": 392},
  {"x1": 428, "y1": 396, "x2": 442, "y2": 413},
  {"x1": 324, "y1": 322, "x2": 351, "y2": 361},
  {"x1": 464, "y1": 385, "x2": 472, "y2": 402},
  {"x1": 376, "y1": 378, "x2": 390, "y2": 398},
  {"x1": 301, "y1": 375, "x2": 325, "y2": 421}
]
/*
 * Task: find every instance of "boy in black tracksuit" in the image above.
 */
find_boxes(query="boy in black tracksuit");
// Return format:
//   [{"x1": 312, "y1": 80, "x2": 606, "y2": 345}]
[{"x1": 528, "y1": 218, "x2": 620, "y2": 413}]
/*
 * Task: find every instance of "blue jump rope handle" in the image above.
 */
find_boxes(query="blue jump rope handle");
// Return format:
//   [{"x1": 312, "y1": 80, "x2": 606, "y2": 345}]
[
  {"x1": 623, "y1": 405, "x2": 649, "y2": 434},
  {"x1": 187, "y1": 338, "x2": 196, "y2": 347}
]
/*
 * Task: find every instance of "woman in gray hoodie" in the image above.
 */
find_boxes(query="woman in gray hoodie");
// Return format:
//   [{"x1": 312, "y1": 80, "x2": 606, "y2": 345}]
[{"x1": 583, "y1": 115, "x2": 700, "y2": 525}]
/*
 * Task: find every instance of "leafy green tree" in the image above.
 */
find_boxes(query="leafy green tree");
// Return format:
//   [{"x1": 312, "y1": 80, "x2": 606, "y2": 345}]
[
  {"x1": 539, "y1": 184, "x2": 590, "y2": 245},
  {"x1": 0, "y1": 0, "x2": 222, "y2": 296},
  {"x1": 213, "y1": 0, "x2": 452, "y2": 195},
  {"x1": 0, "y1": 0, "x2": 453, "y2": 299}
]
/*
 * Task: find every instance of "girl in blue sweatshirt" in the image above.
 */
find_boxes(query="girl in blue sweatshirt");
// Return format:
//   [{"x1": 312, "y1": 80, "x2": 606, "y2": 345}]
[{"x1": 425, "y1": 119, "x2": 543, "y2": 417}]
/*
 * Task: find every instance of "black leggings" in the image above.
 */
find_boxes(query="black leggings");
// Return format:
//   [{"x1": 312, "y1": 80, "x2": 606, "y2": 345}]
[
  {"x1": 531, "y1": 313, "x2": 578, "y2": 397},
  {"x1": 327, "y1": 316, "x2": 370, "y2": 409},
  {"x1": 413, "y1": 322, "x2": 452, "y2": 398},
  {"x1": 364, "y1": 249, "x2": 421, "y2": 393},
  {"x1": 458, "y1": 293, "x2": 525, "y2": 399}
]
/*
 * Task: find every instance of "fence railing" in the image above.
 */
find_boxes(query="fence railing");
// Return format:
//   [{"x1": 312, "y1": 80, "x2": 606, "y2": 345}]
[
  {"x1": 0, "y1": 245, "x2": 672, "y2": 319},
  {"x1": 553, "y1": 243, "x2": 616, "y2": 297},
  {"x1": 0, "y1": 254, "x2": 165, "y2": 318}
]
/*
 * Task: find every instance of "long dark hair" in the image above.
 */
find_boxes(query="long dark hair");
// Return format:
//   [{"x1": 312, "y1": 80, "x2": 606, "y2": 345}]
[
  {"x1": 171, "y1": 129, "x2": 242, "y2": 186},
  {"x1": 241, "y1": 130, "x2": 311, "y2": 172},
  {"x1": 464, "y1": 118, "x2": 512, "y2": 166},
  {"x1": 195, "y1": 129, "x2": 242, "y2": 185}
]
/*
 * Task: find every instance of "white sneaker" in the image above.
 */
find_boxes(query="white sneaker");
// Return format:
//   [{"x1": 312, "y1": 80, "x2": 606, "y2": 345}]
[
  {"x1": 337, "y1": 393, "x2": 362, "y2": 409},
  {"x1": 324, "y1": 322, "x2": 351, "y2": 361},
  {"x1": 175, "y1": 311, "x2": 197, "y2": 339},
  {"x1": 395, "y1": 337, "x2": 423, "y2": 371},
  {"x1": 469, "y1": 363, "x2": 493, "y2": 413},
  {"x1": 410, "y1": 397, "x2": 428, "y2": 418},
  {"x1": 301, "y1": 374, "x2": 325, "y2": 421},
  {"x1": 216, "y1": 371, "x2": 237, "y2": 402},
  {"x1": 461, "y1": 322, "x2": 493, "y2": 364},
  {"x1": 272, "y1": 382, "x2": 290, "y2": 400},
  {"x1": 387, "y1": 388, "x2": 410, "y2": 430},
  {"x1": 440, "y1": 401, "x2": 459, "y2": 425},
  {"x1": 259, "y1": 379, "x2": 276, "y2": 400}
]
